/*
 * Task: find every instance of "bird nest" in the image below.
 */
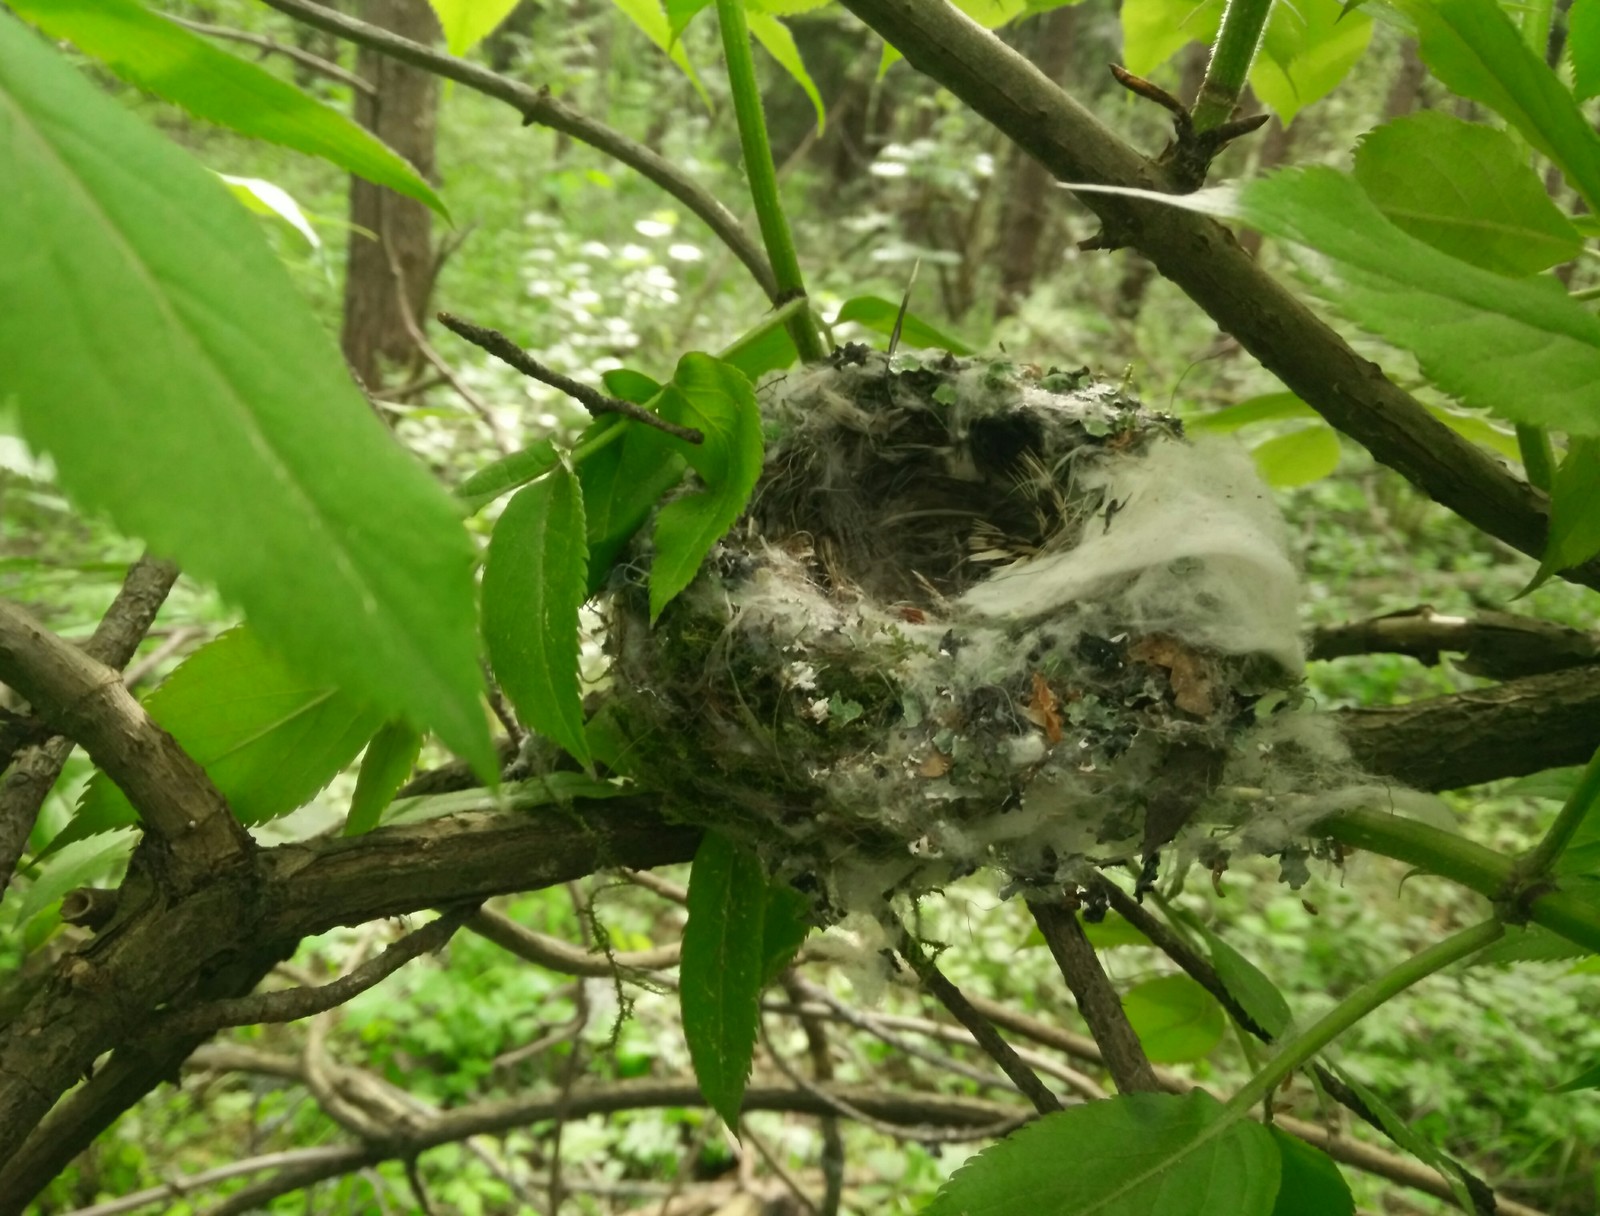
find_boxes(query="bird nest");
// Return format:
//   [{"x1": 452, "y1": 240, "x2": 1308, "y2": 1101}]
[{"x1": 604, "y1": 348, "x2": 1353, "y2": 913}]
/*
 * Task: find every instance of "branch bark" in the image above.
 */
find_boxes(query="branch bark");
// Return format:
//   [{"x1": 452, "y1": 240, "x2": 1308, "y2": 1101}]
[{"x1": 833, "y1": 0, "x2": 1598, "y2": 590}]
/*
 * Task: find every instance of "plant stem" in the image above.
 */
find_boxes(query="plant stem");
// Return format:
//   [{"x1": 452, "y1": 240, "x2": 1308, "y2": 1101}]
[
  {"x1": 1191, "y1": 0, "x2": 1274, "y2": 135},
  {"x1": 1517, "y1": 424, "x2": 1555, "y2": 491},
  {"x1": 1223, "y1": 918, "x2": 1503, "y2": 1117},
  {"x1": 1321, "y1": 809, "x2": 1600, "y2": 953},
  {"x1": 1520, "y1": 742, "x2": 1600, "y2": 880},
  {"x1": 714, "y1": 0, "x2": 827, "y2": 363}
]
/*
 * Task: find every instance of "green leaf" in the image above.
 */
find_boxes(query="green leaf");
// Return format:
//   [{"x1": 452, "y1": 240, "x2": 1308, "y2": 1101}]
[
  {"x1": 379, "y1": 774, "x2": 631, "y2": 829},
  {"x1": 1026, "y1": 911, "x2": 1151, "y2": 950},
  {"x1": 650, "y1": 355, "x2": 765, "y2": 620},
  {"x1": 665, "y1": 0, "x2": 712, "y2": 43},
  {"x1": 219, "y1": 174, "x2": 320, "y2": 250},
  {"x1": 14, "y1": 830, "x2": 135, "y2": 928},
  {"x1": 747, "y1": 12, "x2": 825, "y2": 135},
  {"x1": 1353, "y1": 112, "x2": 1582, "y2": 276},
  {"x1": 682, "y1": 831, "x2": 769, "y2": 1126},
  {"x1": 1120, "y1": 0, "x2": 1217, "y2": 75},
  {"x1": 1251, "y1": 425, "x2": 1341, "y2": 488},
  {"x1": 924, "y1": 1091, "x2": 1280, "y2": 1216},
  {"x1": 0, "y1": 17, "x2": 493, "y2": 775},
  {"x1": 1532, "y1": 438, "x2": 1600, "y2": 588},
  {"x1": 344, "y1": 720, "x2": 423, "y2": 836},
  {"x1": 1396, "y1": 0, "x2": 1600, "y2": 213},
  {"x1": 833, "y1": 296, "x2": 976, "y2": 355},
  {"x1": 608, "y1": 0, "x2": 711, "y2": 106},
  {"x1": 1186, "y1": 392, "x2": 1318, "y2": 434},
  {"x1": 1425, "y1": 403, "x2": 1520, "y2": 461},
  {"x1": 580, "y1": 423, "x2": 686, "y2": 593},
  {"x1": 878, "y1": 0, "x2": 1026, "y2": 72},
  {"x1": 425, "y1": 0, "x2": 521, "y2": 55},
  {"x1": 1268, "y1": 1129, "x2": 1353, "y2": 1216},
  {"x1": 1203, "y1": 930, "x2": 1293, "y2": 1037},
  {"x1": 58, "y1": 628, "x2": 385, "y2": 851},
  {"x1": 719, "y1": 311, "x2": 801, "y2": 382},
  {"x1": 1121, "y1": 974, "x2": 1227, "y2": 1063},
  {"x1": 1554, "y1": 1060, "x2": 1600, "y2": 1091},
  {"x1": 482, "y1": 469, "x2": 593, "y2": 769},
  {"x1": 602, "y1": 368, "x2": 665, "y2": 404},
  {"x1": 1504, "y1": 766, "x2": 1585, "y2": 801},
  {"x1": 8, "y1": 0, "x2": 444, "y2": 217},
  {"x1": 1572, "y1": 0, "x2": 1600, "y2": 101},
  {"x1": 1250, "y1": 0, "x2": 1373, "y2": 127},
  {"x1": 457, "y1": 440, "x2": 560, "y2": 515},
  {"x1": 1326, "y1": 1065, "x2": 1477, "y2": 1212},
  {"x1": 1087, "y1": 167, "x2": 1600, "y2": 437},
  {"x1": 1470, "y1": 924, "x2": 1591, "y2": 965},
  {"x1": 760, "y1": 881, "x2": 812, "y2": 985}
]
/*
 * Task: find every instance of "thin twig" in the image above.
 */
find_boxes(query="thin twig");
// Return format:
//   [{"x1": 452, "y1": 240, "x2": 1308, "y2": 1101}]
[
  {"x1": 163, "y1": 13, "x2": 375, "y2": 93},
  {"x1": 880, "y1": 912, "x2": 1062, "y2": 1114},
  {"x1": 156, "y1": 907, "x2": 476, "y2": 1036},
  {"x1": 255, "y1": 0, "x2": 778, "y2": 301},
  {"x1": 781, "y1": 974, "x2": 842, "y2": 1216},
  {"x1": 436, "y1": 312, "x2": 703, "y2": 444},
  {"x1": 1026, "y1": 897, "x2": 1160, "y2": 1094}
]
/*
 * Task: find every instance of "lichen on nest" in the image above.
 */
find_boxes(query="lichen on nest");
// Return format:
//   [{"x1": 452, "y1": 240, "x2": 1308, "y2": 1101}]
[{"x1": 604, "y1": 347, "x2": 1354, "y2": 914}]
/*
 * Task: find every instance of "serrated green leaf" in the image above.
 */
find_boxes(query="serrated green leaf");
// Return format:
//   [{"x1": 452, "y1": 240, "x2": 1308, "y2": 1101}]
[
  {"x1": 8, "y1": 0, "x2": 444, "y2": 217},
  {"x1": 425, "y1": 0, "x2": 520, "y2": 55},
  {"x1": 665, "y1": 0, "x2": 712, "y2": 42},
  {"x1": 1202, "y1": 930, "x2": 1292, "y2": 1037},
  {"x1": 650, "y1": 354, "x2": 764, "y2": 620},
  {"x1": 1396, "y1": 0, "x2": 1600, "y2": 213},
  {"x1": 682, "y1": 831, "x2": 769, "y2": 1126},
  {"x1": 1353, "y1": 112, "x2": 1582, "y2": 275},
  {"x1": 457, "y1": 439, "x2": 561, "y2": 515},
  {"x1": 483, "y1": 469, "x2": 593, "y2": 769},
  {"x1": 925, "y1": 1091, "x2": 1280, "y2": 1216},
  {"x1": 1327, "y1": 1065, "x2": 1477, "y2": 1212},
  {"x1": 1250, "y1": 0, "x2": 1372, "y2": 126},
  {"x1": 608, "y1": 0, "x2": 711, "y2": 106},
  {"x1": 580, "y1": 422, "x2": 686, "y2": 593},
  {"x1": 1252, "y1": 425, "x2": 1341, "y2": 488},
  {"x1": 219, "y1": 175, "x2": 319, "y2": 249},
  {"x1": 760, "y1": 881, "x2": 812, "y2": 985},
  {"x1": 1120, "y1": 0, "x2": 1219, "y2": 76},
  {"x1": 602, "y1": 368, "x2": 665, "y2": 404},
  {"x1": 747, "y1": 12, "x2": 824, "y2": 134},
  {"x1": 878, "y1": 0, "x2": 1026, "y2": 71},
  {"x1": 344, "y1": 720, "x2": 423, "y2": 836},
  {"x1": 1532, "y1": 438, "x2": 1600, "y2": 588},
  {"x1": 57, "y1": 628, "x2": 385, "y2": 852},
  {"x1": 1186, "y1": 392, "x2": 1318, "y2": 434},
  {"x1": 1268, "y1": 1128, "x2": 1353, "y2": 1216},
  {"x1": 0, "y1": 17, "x2": 493, "y2": 775},
  {"x1": 832, "y1": 296, "x2": 976, "y2": 355},
  {"x1": 1470, "y1": 924, "x2": 1591, "y2": 965},
  {"x1": 1573, "y1": 0, "x2": 1600, "y2": 100},
  {"x1": 1122, "y1": 973, "x2": 1227, "y2": 1063},
  {"x1": 719, "y1": 311, "x2": 801, "y2": 382},
  {"x1": 1425, "y1": 403, "x2": 1520, "y2": 461}
]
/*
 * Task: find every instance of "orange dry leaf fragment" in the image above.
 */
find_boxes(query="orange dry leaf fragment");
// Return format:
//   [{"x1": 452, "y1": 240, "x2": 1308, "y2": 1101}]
[
  {"x1": 1127, "y1": 633, "x2": 1217, "y2": 716},
  {"x1": 919, "y1": 749, "x2": 952, "y2": 778},
  {"x1": 1024, "y1": 672, "x2": 1063, "y2": 744}
]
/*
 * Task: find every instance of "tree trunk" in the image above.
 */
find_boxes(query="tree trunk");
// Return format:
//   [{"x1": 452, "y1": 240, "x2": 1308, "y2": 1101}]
[{"x1": 341, "y1": 0, "x2": 441, "y2": 389}]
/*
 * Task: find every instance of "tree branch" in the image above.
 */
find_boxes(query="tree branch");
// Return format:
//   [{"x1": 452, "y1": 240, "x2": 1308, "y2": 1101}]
[
  {"x1": 1311, "y1": 607, "x2": 1600, "y2": 680},
  {"x1": 466, "y1": 906, "x2": 680, "y2": 976},
  {"x1": 833, "y1": 0, "x2": 1598, "y2": 590},
  {"x1": 254, "y1": 0, "x2": 780, "y2": 302},
  {"x1": 165, "y1": 13, "x2": 374, "y2": 94}
]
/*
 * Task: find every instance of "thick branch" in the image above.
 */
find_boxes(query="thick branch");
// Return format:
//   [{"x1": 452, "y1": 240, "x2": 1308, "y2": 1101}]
[
  {"x1": 1311, "y1": 608, "x2": 1600, "y2": 680},
  {"x1": 0, "y1": 598, "x2": 250, "y2": 881},
  {"x1": 255, "y1": 0, "x2": 779, "y2": 302},
  {"x1": 835, "y1": 0, "x2": 1597, "y2": 589}
]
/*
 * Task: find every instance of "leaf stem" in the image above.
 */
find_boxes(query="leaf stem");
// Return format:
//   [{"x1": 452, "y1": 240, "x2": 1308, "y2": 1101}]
[
  {"x1": 1223, "y1": 918, "x2": 1503, "y2": 1117},
  {"x1": 1517, "y1": 424, "x2": 1555, "y2": 491},
  {"x1": 713, "y1": 0, "x2": 827, "y2": 363},
  {"x1": 1519, "y1": 742, "x2": 1600, "y2": 880},
  {"x1": 1191, "y1": 0, "x2": 1274, "y2": 135}
]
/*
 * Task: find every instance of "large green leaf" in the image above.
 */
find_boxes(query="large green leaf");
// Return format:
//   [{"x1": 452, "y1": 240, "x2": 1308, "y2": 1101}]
[
  {"x1": 58, "y1": 628, "x2": 385, "y2": 850},
  {"x1": 1249, "y1": 0, "x2": 1372, "y2": 126},
  {"x1": 425, "y1": 0, "x2": 520, "y2": 55},
  {"x1": 1251, "y1": 425, "x2": 1341, "y2": 488},
  {"x1": 748, "y1": 12, "x2": 825, "y2": 134},
  {"x1": 1353, "y1": 112, "x2": 1582, "y2": 275},
  {"x1": 9, "y1": 0, "x2": 444, "y2": 216},
  {"x1": 1554, "y1": 1060, "x2": 1600, "y2": 1091},
  {"x1": 1327, "y1": 1065, "x2": 1477, "y2": 1212},
  {"x1": 344, "y1": 720, "x2": 423, "y2": 836},
  {"x1": 1186, "y1": 392, "x2": 1317, "y2": 434},
  {"x1": 1572, "y1": 0, "x2": 1600, "y2": 101},
  {"x1": 1083, "y1": 168, "x2": 1600, "y2": 436},
  {"x1": 482, "y1": 468, "x2": 593, "y2": 769},
  {"x1": 0, "y1": 17, "x2": 493, "y2": 774},
  {"x1": 923, "y1": 1091, "x2": 1281, "y2": 1216},
  {"x1": 759, "y1": 881, "x2": 812, "y2": 985},
  {"x1": 457, "y1": 439, "x2": 561, "y2": 515},
  {"x1": 1397, "y1": 0, "x2": 1600, "y2": 212},
  {"x1": 681, "y1": 831, "x2": 770, "y2": 1126},
  {"x1": 1268, "y1": 1129, "x2": 1353, "y2": 1216},
  {"x1": 1533, "y1": 438, "x2": 1600, "y2": 588},
  {"x1": 1121, "y1": 974, "x2": 1227, "y2": 1063},
  {"x1": 833, "y1": 295, "x2": 976, "y2": 355},
  {"x1": 650, "y1": 354, "x2": 765, "y2": 620},
  {"x1": 1203, "y1": 929, "x2": 1292, "y2": 1038},
  {"x1": 580, "y1": 422, "x2": 686, "y2": 593},
  {"x1": 608, "y1": 0, "x2": 711, "y2": 106}
]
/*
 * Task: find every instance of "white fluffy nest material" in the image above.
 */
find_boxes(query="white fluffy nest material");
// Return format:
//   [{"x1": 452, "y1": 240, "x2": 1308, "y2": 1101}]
[{"x1": 606, "y1": 348, "x2": 1359, "y2": 912}]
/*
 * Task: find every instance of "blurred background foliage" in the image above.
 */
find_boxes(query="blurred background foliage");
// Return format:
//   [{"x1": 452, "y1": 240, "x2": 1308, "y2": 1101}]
[{"x1": 5, "y1": 0, "x2": 1600, "y2": 1211}]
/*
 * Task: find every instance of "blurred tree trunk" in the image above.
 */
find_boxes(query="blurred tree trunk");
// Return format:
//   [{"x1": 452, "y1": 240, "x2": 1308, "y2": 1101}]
[{"x1": 342, "y1": 0, "x2": 441, "y2": 389}]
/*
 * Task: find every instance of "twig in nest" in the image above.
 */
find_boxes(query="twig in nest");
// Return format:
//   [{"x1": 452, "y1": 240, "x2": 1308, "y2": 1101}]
[
  {"x1": 880, "y1": 912, "x2": 1063, "y2": 1115},
  {"x1": 436, "y1": 312, "x2": 704, "y2": 445},
  {"x1": 1026, "y1": 896, "x2": 1160, "y2": 1094}
]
